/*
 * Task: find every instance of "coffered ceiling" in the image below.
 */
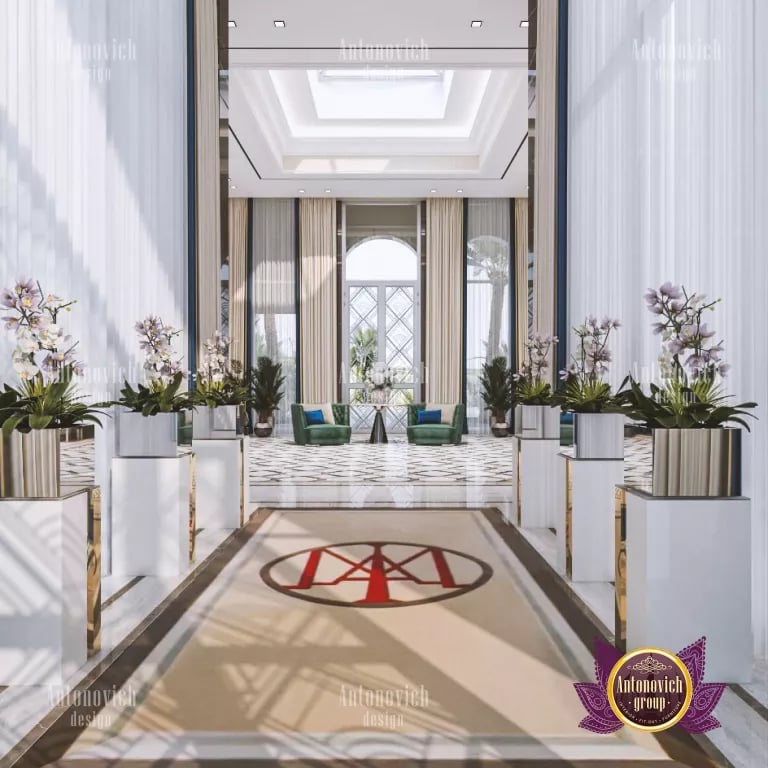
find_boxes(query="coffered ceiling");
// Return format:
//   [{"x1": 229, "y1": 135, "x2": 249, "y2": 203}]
[{"x1": 228, "y1": 0, "x2": 529, "y2": 198}]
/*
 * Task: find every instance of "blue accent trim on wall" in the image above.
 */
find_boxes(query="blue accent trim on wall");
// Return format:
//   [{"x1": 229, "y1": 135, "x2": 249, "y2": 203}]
[
  {"x1": 246, "y1": 198, "x2": 254, "y2": 371},
  {"x1": 294, "y1": 197, "x2": 301, "y2": 402},
  {"x1": 185, "y1": 0, "x2": 197, "y2": 376},
  {"x1": 461, "y1": 197, "x2": 469, "y2": 434},
  {"x1": 556, "y1": 0, "x2": 569, "y2": 375}
]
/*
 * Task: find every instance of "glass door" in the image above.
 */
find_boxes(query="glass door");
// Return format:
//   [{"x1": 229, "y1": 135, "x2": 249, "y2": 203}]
[{"x1": 342, "y1": 203, "x2": 421, "y2": 433}]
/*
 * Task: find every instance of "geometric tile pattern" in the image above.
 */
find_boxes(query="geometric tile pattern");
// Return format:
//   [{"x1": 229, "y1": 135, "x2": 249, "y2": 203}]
[{"x1": 58, "y1": 434, "x2": 654, "y2": 488}]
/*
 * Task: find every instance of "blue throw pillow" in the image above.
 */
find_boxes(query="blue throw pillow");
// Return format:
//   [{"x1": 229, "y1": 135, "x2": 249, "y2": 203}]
[
  {"x1": 305, "y1": 409, "x2": 325, "y2": 425},
  {"x1": 416, "y1": 408, "x2": 441, "y2": 425}
]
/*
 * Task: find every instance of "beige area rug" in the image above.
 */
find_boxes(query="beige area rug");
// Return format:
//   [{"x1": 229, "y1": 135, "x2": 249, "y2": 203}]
[{"x1": 60, "y1": 509, "x2": 676, "y2": 763}]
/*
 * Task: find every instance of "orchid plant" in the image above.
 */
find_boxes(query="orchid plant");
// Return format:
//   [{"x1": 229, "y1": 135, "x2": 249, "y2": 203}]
[
  {"x1": 364, "y1": 363, "x2": 393, "y2": 405},
  {"x1": 192, "y1": 331, "x2": 248, "y2": 407},
  {"x1": 514, "y1": 334, "x2": 558, "y2": 405},
  {"x1": 557, "y1": 316, "x2": 623, "y2": 413},
  {"x1": 624, "y1": 283, "x2": 756, "y2": 429},
  {"x1": 116, "y1": 315, "x2": 191, "y2": 415},
  {"x1": 0, "y1": 278, "x2": 103, "y2": 433}
]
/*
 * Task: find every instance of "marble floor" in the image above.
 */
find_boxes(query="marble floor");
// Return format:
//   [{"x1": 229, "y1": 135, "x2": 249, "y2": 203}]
[{"x1": 2, "y1": 434, "x2": 759, "y2": 767}]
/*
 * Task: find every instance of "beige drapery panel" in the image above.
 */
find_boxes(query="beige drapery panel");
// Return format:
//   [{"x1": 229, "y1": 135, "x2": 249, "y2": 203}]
[
  {"x1": 514, "y1": 198, "x2": 529, "y2": 368},
  {"x1": 299, "y1": 198, "x2": 337, "y2": 402},
  {"x1": 534, "y1": 0, "x2": 558, "y2": 381},
  {"x1": 425, "y1": 198, "x2": 463, "y2": 402},
  {"x1": 228, "y1": 198, "x2": 248, "y2": 364},
  {"x1": 194, "y1": 0, "x2": 221, "y2": 361}
]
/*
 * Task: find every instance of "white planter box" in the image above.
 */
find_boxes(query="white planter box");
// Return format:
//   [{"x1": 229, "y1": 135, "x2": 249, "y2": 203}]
[
  {"x1": 512, "y1": 435, "x2": 563, "y2": 529},
  {"x1": 192, "y1": 438, "x2": 246, "y2": 528},
  {"x1": 111, "y1": 453, "x2": 191, "y2": 577},
  {"x1": 625, "y1": 488, "x2": 751, "y2": 683},
  {"x1": 116, "y1": 410, "x2": 178, "y2": 458},
  {"x1": 573, "y1": 413, "x2": 625, "y2": 459},
  {"x1": 192, "y1": 405, "x2": 239, "y2": 440},
  {"x1": 558, "y1": 455, "x2": 624, "y2": 580},
  {"x1": 515, "y1": 404, "x2": 560, "y2": 439},
  {"x1": 0, "y1": 489, "x2": 88, "y2": 685}
]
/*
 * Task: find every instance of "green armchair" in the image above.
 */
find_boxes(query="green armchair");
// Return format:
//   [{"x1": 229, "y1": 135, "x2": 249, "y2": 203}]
[
  {"x1": 406, "y1": 403, "x2": 465, "y2": 445},
  {"x1": 291, "y1": 403, "x2": 352, "y2": 445}
]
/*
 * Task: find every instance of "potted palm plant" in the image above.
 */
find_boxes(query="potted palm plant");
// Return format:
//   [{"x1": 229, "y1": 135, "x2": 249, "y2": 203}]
[
  {"x1": 623, "y1": 283, "x2": 756, "y2": 495},
  {"x1": 480, "y1": 356, "x2": 514, "y2": 436},
  {"x1": 513, "y1": 334, "x2": 560, "y2": 438},
  {"x1": 556, "y1": 316, "x2": 625, "y2": 458},
  {"x1": 191, "y1": 332, "x2": 247, "y2": 438},
  {"x1": 114, "y1": 316, "x2": 192, "y2": 457},
  {"x1": 0, "y1": 280, "x2": 103, "y2": 497},
  {"x1": 248, "y1": 356, "x2": 285, "y2": 437}
]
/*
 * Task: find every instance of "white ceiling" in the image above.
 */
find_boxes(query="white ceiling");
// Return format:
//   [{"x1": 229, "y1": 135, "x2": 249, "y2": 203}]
[{"x1": 228, "y1": 0, "x2": 529, "y2": 198}]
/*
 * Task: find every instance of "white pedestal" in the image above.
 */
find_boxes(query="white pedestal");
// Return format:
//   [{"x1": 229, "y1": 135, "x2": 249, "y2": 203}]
[
  {"x1": 512, "y1": 436, "x2": 562, "y2": 529},
  {"x1": 0, "y1": 489, "x2": 88, "y2": 685},
  {"x1": 625, "y1": 488, "x2": 752, "y2": 683},
  {"x1": 557, "y1": 455, "x2": 623, "y2": 581},
  {"x1": 192, "y1": 438, "x2": 245, "y2": 529},
  {"x1": 112, "y1": 454, "x2": 191, "y2": 577}
]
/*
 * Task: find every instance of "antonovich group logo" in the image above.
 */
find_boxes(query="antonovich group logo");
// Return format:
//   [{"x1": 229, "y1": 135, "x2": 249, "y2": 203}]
[{"x1": 575, "y1": 637, "x2": 725, "y2": 733}]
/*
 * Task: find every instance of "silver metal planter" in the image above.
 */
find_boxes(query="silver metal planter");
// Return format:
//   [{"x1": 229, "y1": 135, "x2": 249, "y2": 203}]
[
  {"x1": 0, "y1": 429, "x2": 61, "y2": 498},
  {"x1": 573, "y1": 413, "x2": 625, "y2": 459},
  {"x1": 514, "y1": 405, "x2": 560, "y2": 439},
  {"x1": 192, "y1": 405, "x2": 240, "y2": 440},
  {"x1": 652, "y1": 428, "x2": 741, "y2": 497},
  {"x1": 116, "y1": 410, "x2": 178, "y2": 457}
]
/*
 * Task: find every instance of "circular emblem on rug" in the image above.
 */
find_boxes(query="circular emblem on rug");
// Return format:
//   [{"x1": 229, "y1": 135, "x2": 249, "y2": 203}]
[
  {"x1": 260, "y1": 541, "x2": 493, "y2": 607},
  {"x1": 607, "y1": 647, "x2": 693, "y2": 732}
]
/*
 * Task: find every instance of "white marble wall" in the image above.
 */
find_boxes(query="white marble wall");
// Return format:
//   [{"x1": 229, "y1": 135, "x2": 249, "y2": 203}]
[{"x1": 568, "y1": 0, "x2": 768, "y2": 657}]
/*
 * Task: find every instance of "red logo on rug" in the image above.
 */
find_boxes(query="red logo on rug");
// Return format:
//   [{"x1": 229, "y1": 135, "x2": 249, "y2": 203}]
[{"x1": 261, "y1": 542, "x2": 493, "y2": 607}]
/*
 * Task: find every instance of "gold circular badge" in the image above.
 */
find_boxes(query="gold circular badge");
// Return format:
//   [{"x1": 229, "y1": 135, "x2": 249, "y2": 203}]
[{"x1": 606, "y1": 647, "x2": 693, "y2": 732}]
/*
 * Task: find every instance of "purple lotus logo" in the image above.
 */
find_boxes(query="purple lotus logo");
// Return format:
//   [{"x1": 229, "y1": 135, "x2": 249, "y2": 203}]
[{"x1": 575, "y1": 637, "x2": 725, "y2": 733}]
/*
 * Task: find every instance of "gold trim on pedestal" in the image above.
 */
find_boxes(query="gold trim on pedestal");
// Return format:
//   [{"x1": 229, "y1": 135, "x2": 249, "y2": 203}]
[
  {"x1": 516, "y1": 440, "x2": 522, "y2": 526},
  {"x1": 86, "y1": 486, "x2": 102, "y2": 654},
  {"x1": 239, "y1": 439, "x2": 245, "y2": 526},
  {"x1": 565, "y1": 460, "x2": 573, "y2": 579},
  {"x1": 614, "y1": 487, "x2": 627, "y2": 651},
  {"x1": 189, "y1": 453, "x2": 197, "y2": 563}
]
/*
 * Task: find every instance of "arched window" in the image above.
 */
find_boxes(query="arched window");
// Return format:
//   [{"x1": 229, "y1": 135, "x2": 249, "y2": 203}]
[{"x1": 345, "y1": 237, "x2": 418, "y2": 282}]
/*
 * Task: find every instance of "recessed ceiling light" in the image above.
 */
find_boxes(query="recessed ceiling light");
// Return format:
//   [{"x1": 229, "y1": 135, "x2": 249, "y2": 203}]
[
  {"x1": 456, "y1": 188, "x2": 464, "y2": 194},
  {"x1": 520, "y1": 20, "x2": 530, "y2": 28},
  {"x1": 471, "y1": 20, "x2": 483, "y2": 28},
  {"x1": 324, "y1": 188, "x2": 331, "y2": 193},
  {"x1": 430, "y1": 189, "x2": 437, "y2": 194},
  {"x1": 230, "y1": 185, "x2": 237, "y2": 190},
  {"x1": 274, "y1": 20, "x2": 285, "y2": 28},
  {"x1": 298, "y1": 189, "x2": 305, "y2": 194},
  {"x1": 228, "y1": 20, "x2": 237, "y2": 28}
]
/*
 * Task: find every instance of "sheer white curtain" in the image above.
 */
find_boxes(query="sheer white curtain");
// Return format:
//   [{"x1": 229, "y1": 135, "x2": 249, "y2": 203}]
[
  {"x1": 252, "y1": 199, "x2": 297, "y2": 430},
  {"x1": 569, "y1": 0, "x2": 767, "y2": 658},
  {"x1": 466, "y1": 199, "x2": 511, "y2": 432},
  {"x1": 0, "y1": 0, "x2": 188, "y2": 570}
]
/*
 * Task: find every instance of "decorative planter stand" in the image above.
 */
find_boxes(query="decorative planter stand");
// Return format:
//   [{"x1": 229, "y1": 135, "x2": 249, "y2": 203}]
[
  {"x1": 192, "y1": 405, "x2": 240, "y2": 440},
  {"x1": 192, "y1": 438, "x2": 246, "y2": 529},
  {"x1": 621, "y1": 485, "x2": 752, "y2": 683},
  {"x1": 0, "y1": 487, "x2": 89, "y2": 685},
  {"x1": 557, "y1": 455, "x2": 623, "y2": 580},
  {"x1": 514, "y1": 405, "x2": 561, "y2": 439},
  {"x1": 512, "y1": 435, "x2": 562, "y2": 529},
  {"x1": 116, "y1": 410, "x2": 178, "y2": 458},
  {"x1": 112, "y1": 452, "x2": 191, "y2": 577}
]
